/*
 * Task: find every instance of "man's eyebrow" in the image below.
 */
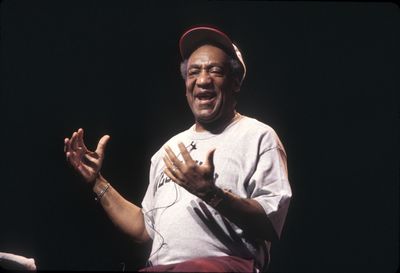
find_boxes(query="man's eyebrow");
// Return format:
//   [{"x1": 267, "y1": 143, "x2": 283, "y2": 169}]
[
  {"x1": 188, "y1": 62, "x2": 226, "y2": 69},
  {"x1": 188, "y1": 64, "x2": 201, "y2": 69}
]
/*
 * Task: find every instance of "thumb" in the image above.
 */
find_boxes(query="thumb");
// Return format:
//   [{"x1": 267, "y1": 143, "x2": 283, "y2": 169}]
[
  {"x1": 96, "y1": 135, "x2": 110, "y2": 157},
  {"x1": 204, "y1": 148, "x2": 216, "y2": 172}
]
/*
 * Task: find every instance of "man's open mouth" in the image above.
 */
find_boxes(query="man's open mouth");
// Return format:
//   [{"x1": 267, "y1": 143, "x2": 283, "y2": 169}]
[{"x1": 196, "y1": 91, "x2": 216, "y2": 102}]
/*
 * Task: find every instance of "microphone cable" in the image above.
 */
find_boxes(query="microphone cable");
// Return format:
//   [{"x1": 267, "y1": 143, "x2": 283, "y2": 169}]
[{"x1": 144, "y1": 141, "x2": 196, "y2": 265}]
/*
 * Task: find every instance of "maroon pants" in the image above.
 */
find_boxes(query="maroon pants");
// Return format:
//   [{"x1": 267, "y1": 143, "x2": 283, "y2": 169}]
[{"x1": 139, "y1": 256, "x2": 254, "y2": 272}]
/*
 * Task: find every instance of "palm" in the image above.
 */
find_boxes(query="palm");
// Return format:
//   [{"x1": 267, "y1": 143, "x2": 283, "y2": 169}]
[
  {"x1": 64, "y1": 128, "x2": 110, "y2": 183},
  {"x1": 163, "y1": 143, "x2": 216, "y2": 197},
  {"x1": 184, "y1": 163, "x2": 214, "y2": 194}
]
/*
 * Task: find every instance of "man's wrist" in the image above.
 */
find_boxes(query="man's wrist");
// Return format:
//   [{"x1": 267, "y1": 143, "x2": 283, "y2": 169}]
[
  {"x1": 93, "y1": 173, "x2": 110, "y2": 201},
  {"x1": 202, "y1": 186, "x2": 226, "y2": 208}
]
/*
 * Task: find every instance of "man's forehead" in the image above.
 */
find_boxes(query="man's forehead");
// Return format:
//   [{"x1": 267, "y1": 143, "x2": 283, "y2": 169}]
[{"x1": 187, "y1": 44, "x2": 230, "y2": 65}]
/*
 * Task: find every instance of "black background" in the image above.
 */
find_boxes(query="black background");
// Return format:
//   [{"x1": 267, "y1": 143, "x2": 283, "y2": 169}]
[{"x1": 1, "y1": 1, "x2": 398, "y2": 272}]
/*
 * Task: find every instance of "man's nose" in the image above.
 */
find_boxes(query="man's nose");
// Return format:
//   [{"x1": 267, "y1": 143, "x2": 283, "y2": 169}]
[{"x1": 196, "y1": 70, "x2": 212, "y2": 87}]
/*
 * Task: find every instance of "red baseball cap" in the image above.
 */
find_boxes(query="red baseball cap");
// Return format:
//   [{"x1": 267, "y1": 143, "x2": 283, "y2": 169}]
[{"x1": 179, "y1": 26, "x2": 246, "y2": 83}]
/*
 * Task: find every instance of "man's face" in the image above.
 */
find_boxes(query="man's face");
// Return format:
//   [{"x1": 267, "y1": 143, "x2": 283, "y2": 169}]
[{"x1": 185, "y1": 44, "x2": 239, "y2": 128}]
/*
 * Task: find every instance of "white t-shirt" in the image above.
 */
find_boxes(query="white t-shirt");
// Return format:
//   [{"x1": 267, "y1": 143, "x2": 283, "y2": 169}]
[{"x1": 141, "y1": 116, "x2": 292, "y2": 270}]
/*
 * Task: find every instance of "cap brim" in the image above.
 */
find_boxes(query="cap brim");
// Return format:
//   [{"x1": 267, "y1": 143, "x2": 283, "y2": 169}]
[{"x1": 179, "y1": 27, "x2": 236, "y2": 59}]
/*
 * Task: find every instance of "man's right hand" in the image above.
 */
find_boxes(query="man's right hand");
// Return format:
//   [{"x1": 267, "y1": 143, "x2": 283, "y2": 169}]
[{"x1": 64, "y1": 128, "x2": 110, "y2": 184}]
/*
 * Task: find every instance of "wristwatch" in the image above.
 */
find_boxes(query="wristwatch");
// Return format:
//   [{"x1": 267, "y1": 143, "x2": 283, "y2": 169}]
[{"x1": 203, "y1": 186, "x2": 225, "y2": 208}]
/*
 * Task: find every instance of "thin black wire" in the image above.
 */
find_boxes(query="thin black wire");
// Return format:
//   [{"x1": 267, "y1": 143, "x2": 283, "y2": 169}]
[
  {"x1": 144, "y1": 141, "x2": 196, "y2": 266},
  {"x1": 144, "y1": 181, "x2": 179, "y2": 264}
]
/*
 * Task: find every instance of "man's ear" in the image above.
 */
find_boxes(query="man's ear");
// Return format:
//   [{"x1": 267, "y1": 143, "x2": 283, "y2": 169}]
[{"x1": 233, "y1": 77, "x2": 241, "y2": 93}]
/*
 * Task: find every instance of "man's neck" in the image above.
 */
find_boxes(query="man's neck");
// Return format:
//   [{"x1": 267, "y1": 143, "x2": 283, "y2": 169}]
[{"x1": 195, "y1": 111, "x2": 240, "y2": 134}]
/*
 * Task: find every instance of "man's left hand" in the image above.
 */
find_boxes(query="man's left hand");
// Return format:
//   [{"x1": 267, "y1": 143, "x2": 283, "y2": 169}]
[{"x1": 163, "y1": 142, "x2": 216, "y2": 199}]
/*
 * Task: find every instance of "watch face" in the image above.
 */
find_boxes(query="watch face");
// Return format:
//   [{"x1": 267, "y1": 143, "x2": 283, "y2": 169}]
[{"x1": 205, "y1": 187, "x2": 225, "y2": 208}]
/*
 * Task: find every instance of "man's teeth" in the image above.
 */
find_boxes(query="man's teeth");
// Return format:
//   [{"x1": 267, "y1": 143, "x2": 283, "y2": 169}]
[{"x1": 197, "y1": 94, "x2": 215, "y2": 100}]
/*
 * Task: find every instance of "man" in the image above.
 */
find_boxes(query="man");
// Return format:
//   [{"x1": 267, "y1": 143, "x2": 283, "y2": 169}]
[{"x1": 64, "y1": 26, "x2": 291, "y2": 272}]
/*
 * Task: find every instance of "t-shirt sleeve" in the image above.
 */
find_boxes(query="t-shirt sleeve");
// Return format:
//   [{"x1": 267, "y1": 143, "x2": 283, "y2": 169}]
[{"x1": 248, "y1": 134, "x2": 292, "y2": 239}]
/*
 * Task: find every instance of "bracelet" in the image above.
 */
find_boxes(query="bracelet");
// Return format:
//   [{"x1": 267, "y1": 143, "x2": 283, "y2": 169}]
[{"x1": 95, "y1": 183, "x2": 110, "y2": 202}]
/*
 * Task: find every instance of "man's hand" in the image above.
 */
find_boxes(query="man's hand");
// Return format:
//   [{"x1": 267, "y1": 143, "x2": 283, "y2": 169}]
[
  {"x1": 163, "y1": 142, "x2": 216, "y2": 198},
  {"x1": 64, "y1": 128, "x2": 110, "y2": 184}
]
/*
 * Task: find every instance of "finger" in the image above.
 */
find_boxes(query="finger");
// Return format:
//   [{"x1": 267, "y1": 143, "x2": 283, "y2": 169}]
[
  {"x1": 164, "y1": 145, "x2": 182, "y2": 168},
  {"x1": 178, "y1": 142, "x2": 195, "y2": 164},
  {"x1": 95, "y1": 135, "x2": 110, "y2": 157},
  {"x1": 67, "y1": 151, "x2": 95, "y2": 179},
  {"x1": 77, "y1": 128, "x2": 89, "y2": 152},
  {"x1": 163, "y1": 154, "x2": 174, "y2": 169},
  {"x1": 64, "y1": 138, "x2": 70, "y2": 153},
  {"x1": 67, "y1": 150, "x2": 87, "y2": 168},
  {"x1": 77, "y1": 163, "x2": 95, "y2": 181},
  {"x1": 163, "y1": 156, "x2": 184, "y2": 181},
  {"x1": 66, "y1": 151, "x2": 81, "y2": 168},
  {"x1": 204, "y1": 148, "x2": 216, "y2": 173},
  {"x1": 163, "y1": 167, "x2": 181, "y2": 184},
  {"x1": 66, "y1": 151, "x2": 71, "y2": 162},
  {"x1": 82, "y1": 154, "x2": 100, "y2": 169},
  {"x1": 65, "y1": 146, "x2": 71, "y2": 161},
  {"x1": 70, "y1": 131, "x2": 79, "y2": 151}
]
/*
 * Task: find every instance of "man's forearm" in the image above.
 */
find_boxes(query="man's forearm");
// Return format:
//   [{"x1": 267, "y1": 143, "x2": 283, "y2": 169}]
[
  {"x1": 209, "y1": 188, "x2": 278, "y2": 242},
  {"x1": 93, "y1": 174, "x2": 150, "y2": 243}
]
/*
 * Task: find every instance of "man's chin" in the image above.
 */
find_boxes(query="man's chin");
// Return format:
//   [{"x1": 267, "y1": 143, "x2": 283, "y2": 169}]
[
  {"x1": 193, "y1": 106, "x2": 224, "y2": 124},
  {"x1": 195, "y1": 113, "x2": 218, "y2": 124},
  {"x1": 196, "y1": 116, "x2": 214, "y2": 124}
]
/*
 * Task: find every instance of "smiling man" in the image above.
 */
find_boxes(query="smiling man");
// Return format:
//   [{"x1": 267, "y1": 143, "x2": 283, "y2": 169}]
[
  {"x1": 64, "y1": 26, "x2": 291, "y2": 272},
  {"x1": 184, "y1": 44, "x2": 238, "y2": 129}
]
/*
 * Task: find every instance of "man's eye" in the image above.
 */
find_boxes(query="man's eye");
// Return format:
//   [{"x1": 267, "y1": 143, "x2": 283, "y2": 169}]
[
  {"x1": 210, "y1": 68, "x2": 224, "y2": 75},
  {"x1": 188, "y1": 69, "x2": 200, "y2": 76}
]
